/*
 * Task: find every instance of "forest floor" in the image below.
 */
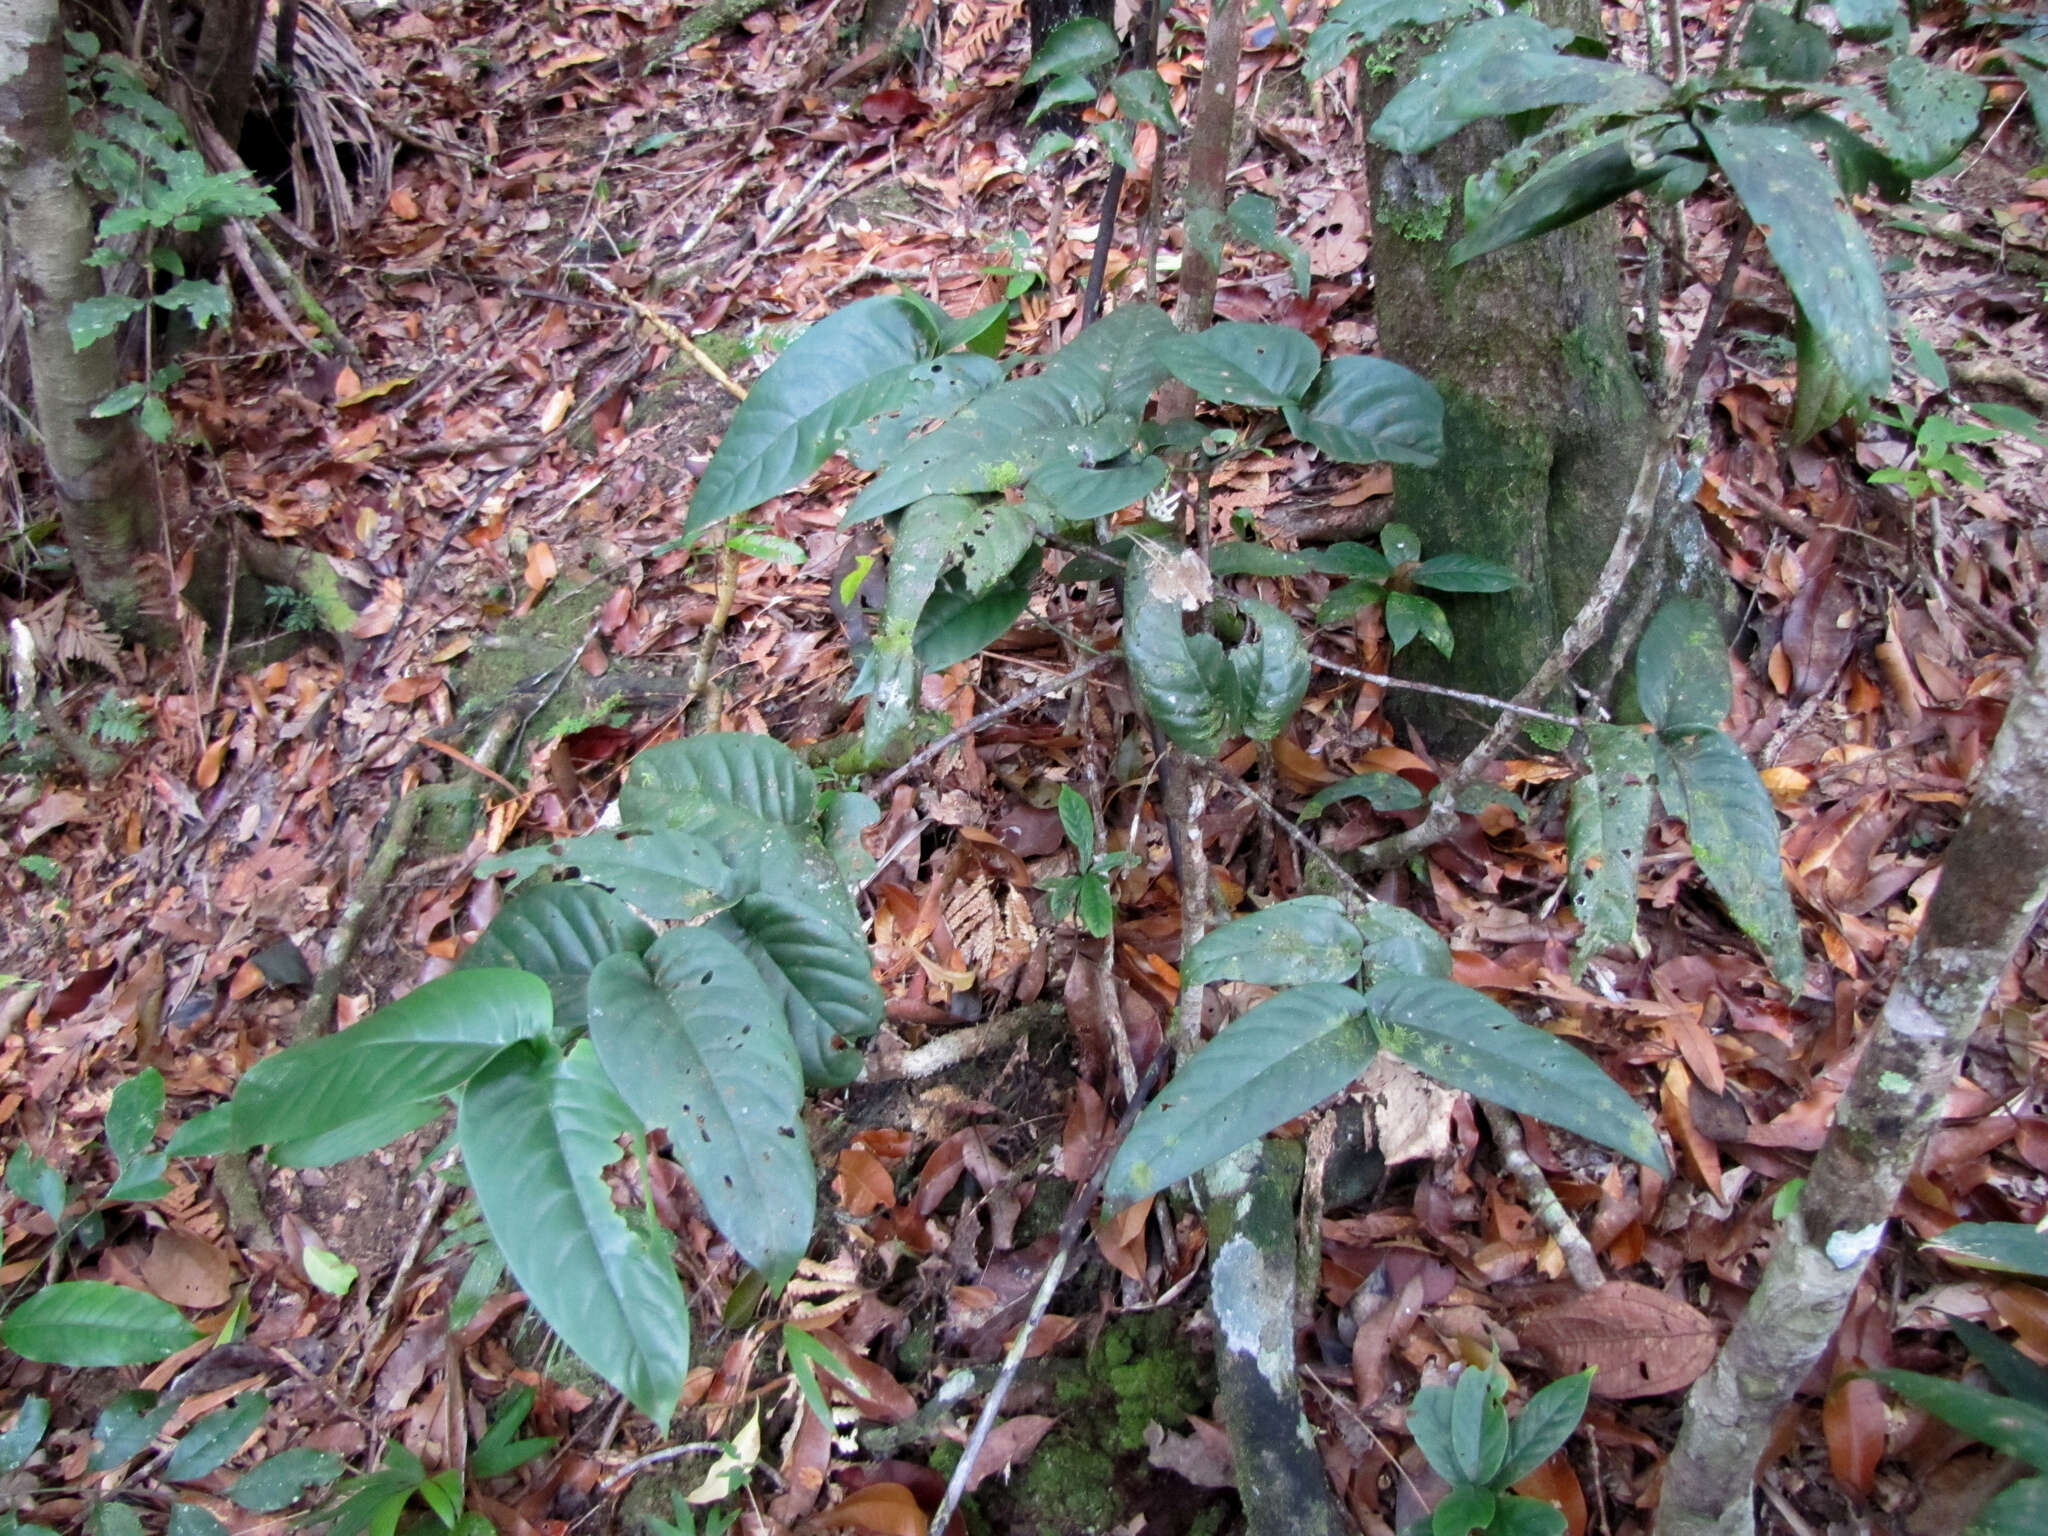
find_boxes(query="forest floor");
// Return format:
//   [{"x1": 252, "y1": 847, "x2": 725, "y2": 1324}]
[{"x1": 4, "y1": 2, "x2": 2048, "y2": 1535}]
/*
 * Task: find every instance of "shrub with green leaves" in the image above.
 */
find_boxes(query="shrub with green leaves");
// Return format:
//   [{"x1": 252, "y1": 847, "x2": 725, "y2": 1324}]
[
  {"x1": 1042, "y1": 784, "x2": 1139, "y2": 937},
  {"x1": 1401, "y1": 1363, "x2": 1594, "y2": 1536},
  {"x1": 1020, "y1": 17, "x2": 1182, "y2": 174},
  {"x1": 178, "y1": 733, "x2": 884, "y2": 1423},
  {"x1": 1312, "y1": 0, "x2": 1990, "y2": 440}
]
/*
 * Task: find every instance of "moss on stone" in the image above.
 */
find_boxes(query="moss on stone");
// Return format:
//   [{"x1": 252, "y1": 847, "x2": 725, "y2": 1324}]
[
  {"x1": 1007, "y1": 1434, "x2": 1122, "y2": 1533},
  {"x1": 1380, "y1": 196, "x2": 1453, "y2": 244},
  {"x1": 451, "y1": 579, "x2": 611, "y2": 752}
]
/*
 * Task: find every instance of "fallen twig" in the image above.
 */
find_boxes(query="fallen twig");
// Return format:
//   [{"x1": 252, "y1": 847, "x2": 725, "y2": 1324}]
[
  {"x1": 1481, "y1": 1102, "x2": 1603, "y2": 1293},
  {"x1": 873, "y1": 654, "x2": 1114, "y2": 796}
]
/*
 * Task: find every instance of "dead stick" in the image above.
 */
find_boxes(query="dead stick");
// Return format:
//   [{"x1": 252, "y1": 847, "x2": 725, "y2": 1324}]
[{"x1": 874, "y1": 654, "x2": 1114, "y2": 796}]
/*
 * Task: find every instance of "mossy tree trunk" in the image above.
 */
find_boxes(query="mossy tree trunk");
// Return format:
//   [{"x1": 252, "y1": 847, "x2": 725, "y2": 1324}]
[
  {"x1": 1360, "y1": 0, "x2": 1656, "y2": 744},
  {"x1": 0, "y1": 0, "x2": 175, "y2": 643}
]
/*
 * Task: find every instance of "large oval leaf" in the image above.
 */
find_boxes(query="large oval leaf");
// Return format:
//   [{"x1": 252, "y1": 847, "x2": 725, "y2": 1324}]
[
  {"x1": 481, "y1": 828, "x2": 733, "y2": 921},
  {"x1": 1124, "y1": 547, "x2": 1225, "y2": 757},
  {"x1": 916, "y1": 556, "x2": 1038, "y2": 670},
  {"x1": 1356, "y1": 901, "x2": 1453, "y2": 984},
  {"x1": 1284, "y1": 356, "x2": 1444, "y2": 467},
  {"x1": 710, "y1": 892, "x2": 884, "y2": 1090},
  {"x1": 1105, "y1": 985, "x2": 1378, "y2": 1207},
  {"x1": 587, "y1": 929, "x2": 813, "y2": 1285},
  {"x1": 460, "y1": 1042, "x2": 692, "y2": 1423},
  {"x1": 269, "y1": 1099, "x2": 445, "y2": 1170},
  {"x1": 1028, "y1": 456, "x2": 1169, "y2": 526},
  {"x1": 1364, "y1": 974, "x2": 1667, "y2": 1172},
  {"x1": 1634, "y1": 598, "x2": 1731, "y2": 733},
  {"x1": 1020, "y1": 16, "x2": 1119, "y2": 85},
  {"x1": 1660, "y1": 729, "x2": 1804, "y2": 989},
  {"x1": 1699, "y1": 118, "x2": 1890, "y2": 409},
  {"x1": 1183, "y1": 898, "x2": 1365, "y2": 989},
  {"x1": 1231, "y1": 599, "x2": 1310, "y2": 741},
  {"x1": 1, "y1": 1282, "x2": 199, "y2": 1366},
  {"x1": 684, "y1": 296, "x2": 940, "y2": 540},
  {"x1": 1153, "y1": 323, "x2": 1320, "y2": 408},
  {"x1": 228, "y1": 970, "x2": 553, "y2": 1152},
  {"x1": 622, "y1": 733, "x2": 818, "y2": 829},
  {"x1": 1567, "y1": 724, "x2": 1654, "y2": 977},
  {"x1": 459, "y1": 883, "x2": 654, "y2": 1035}
]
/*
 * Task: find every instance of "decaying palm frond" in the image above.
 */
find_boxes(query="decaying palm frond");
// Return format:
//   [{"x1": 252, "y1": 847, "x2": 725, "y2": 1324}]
[{"x1": 259, "y1": 1, "x2": 396, "y2": 242}]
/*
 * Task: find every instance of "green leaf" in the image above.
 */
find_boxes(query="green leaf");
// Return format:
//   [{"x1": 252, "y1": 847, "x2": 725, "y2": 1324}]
[
  {"x1": 1951, "y1": 1319, "x2": 2048, "y2": 1409},
  {"x1": 301, "y1": 1243, "x2": 358, "y2": 1296},
  {"x1": 1410, "y1": 554, "x2": 1519, "y2": 594},
  {"x1": 624, "y1": 733, "x2": 818, "y2": 828},
  {"x1": 1380, "y1": 524, "x2": 1421, "y2": 565},
  {"x1": 1492, "y1": 1494, "x2": 1569, "y2": 1536},
  {"x1": 1369, "y1": 17, "x2": 1667, "y2": 157},
  {"x1": 1317, "y1": 580, "x2": 1387, "y2": 625},
  {"x1": 1207, "y1": 543, "x2": 1315, "y2": 578},
  {"x1": 1498, "y1": 1369, "x2": 1593, "y2": 1486},
  {"x1": 1409, "y1": 1382, "x2": 1460, "y2": 1481},
  {"x1": 460, "y1": 1042, "x2": 693, "y2": 1423},
  {"x1": 1232, "y1": 598, "x2": 1310, "y2": 740},
  {"x1": 1358, "y1": 902, "x2": 1453, "y2": 984},
  {"x1": 1028, "y1": 72, "x2": 1102, "y2": 125},
  {"x1": 90, "y1": 1393, "x2": 176, "y2": 1470},
  {"x1": 269, "y1": 1099, "x2": 444, "y2": 1170},
  {"x1": 1228, "y1": 193, "x2": 1310, "y2": 296},
  {"x1": 1873, "y1": 1370, "x2": 2048, "y2": 1473},
  {"x1": 1105, "y1": 985, "x2": 1377, "y2": 1206},
  {"x1": 1184, "y1": 898, "x2": 1365, "y2": 988},
  {"x1": 137, "y1": 393, "x2": 175, "y2": 442},
  {"x1": 229, "y1": 1448, "x2": 345, "y2": 1512},
  {"x1": 708, "y1": 891, "x2": 883, "y2": 1090},
  {"x1": 1021, "y1": 17, "x2": 1119, "y2": 86},
  {"x1": 1026, "y1": 130, "x2": 1076, "y2": 169},
  {"x1": 92, "y1": 382, "x2": 149, "y2": 418},
  {"x1": 105, "y1": 1067, "x2": 169, "y2": 1199},
  {"x1": 729, "y1": 529, "x2": 808, "y2": 565},
  {"x1": 1634, "y1": 598, "x2": 1730, "y2": 733},
  {"x1": 482, "y1": 828, "x2": 733, "y2": 921},
  {"x1": 1030, "y1": 456, "x2": 1168, "y2": 526},
  {"x1": 843, "y1": 353, "x2": 1005, "y2": 471},
  {"x1": 1364, "y1": 975, "x2": 1668, "y2": 1173},
  {"x1": 1450, "y1": 1364, "x2": 1493, "y2": 1483},
  {"x1": 1876, "y1": 55, "x2": 1987, "y2": 179},
  {"x1": 1431, "y1": 1484, "x2": 1496, "y2": 1536},
  {"x1": 1925, "y1": 1223, "x2": 2048, "y2": 1279},
  {"x1": 226, "y1": 969, "x2": 553, "y2": 1152},
  {"x1": 471, "y1": 1385, "x2": 555, "y2": 1479},
  {"x1": 1125, "y1": 546, "x2": 1226, "y2": 757},
  {"x1": 1831, "y1": 0, "x2": 1901, "y2": 42},
  {"x1": 90, "y1": 1503, "x2": 144, "y2": 1536},
  {"x1": 1739, "y1": 6, "x2": 1832, "y2": 83},
  {"x1": 936, "y1": 301, "x2": 1010, "y2": 356},
  {"x1": 69, "y1": 293, "x2": 146, "y2": 350},
  {"x1": 1153, "y1": 322, "x2": 1320, "y2": 408},
  {"x1": 1312, "y1": 542, "x2": 1396, "y2": 581},
  {"x1": 819, "y1": 790, "x2": 882, "y2": 888},
  {"x1": 915, "y1": 556, "x2": 1037, "y2": 669},
  {"x1": 1301, "y1": 772, "x2": 1425, "y2": 819},
  {"x1": 459, "y1": 882, "x2": 654, "y2": 1036},
  {"x1": 1386, "y1": 592, "x2": 1452, "y2": 656},
  {"x1": 0, "y1": 1397, "x2": 49, "y2": 1474},
  {"x1": 165, "y1": 1393, "x2": 267, "y2": 1481},
  {"x1": 1078, "y1": 877, "x2": 1116, "y2": 937},
  {"x1": 1112, "y1": 69, "x2": 1179, "y2": 134},
  {"x1": 1304, "y1": 0, "x2": 1486, "y2": 79},
  {"x1": 684, "y1": 296, "x2": 940, "y2": 540},
  {"x1": 167, "y1": 1505, "x2": 227, "y2": 1536},
  {"x1": 1790, "y1": 303, "x2": 1863, "y2": 444},
  {"x1": 588, "y1": 929, "x2": 812, "y2": 1284},
  {"x1": 1091, "y1": 118, "x2": 1139, "y2": 174},
  {"x1": 1058, "y1": 785, "x2": 1095, "y2": 864},
  {"x1": 1567, "y1": 725, "x2": 1654, "y2": 977},
  {"x1": 2, "y1": 1282, "x2": 199, "y2": 1366},
  {"x1": 785, "y1": 1326, "x2": 865, "y2": 1428},
  {"x1": 1285, "y1": 356, "x2": 1444, "y2": 467},
  {"x1": 154, "y1": 279, "x2": 232, "y2": 329},
  {"x1": 1698, "y1": 118, "x2": 1890, "y2": 411},
  {"x1": 1661, "y1": 729, "x2": 1804, "y2": 990}
]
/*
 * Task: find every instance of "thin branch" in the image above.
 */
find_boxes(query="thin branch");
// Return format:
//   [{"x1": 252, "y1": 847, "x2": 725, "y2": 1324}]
[
  {"x1": 1312, "y1": 653, "x2": 1584, "y2": 727},
  {"x1": 1216, "y1": 769, "x2": 1372, "y2": 908},
  {"x1": 1481, "y1": 1102, "x2": 1603, "y2": 1293},
  {"x1": 873, "y1": 653, "x2": 1114, "y2": 796}
]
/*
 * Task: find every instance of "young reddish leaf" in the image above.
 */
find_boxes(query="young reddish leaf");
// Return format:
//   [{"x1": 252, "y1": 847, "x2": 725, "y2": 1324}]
[{"x1": 1823, "y1": 1375, "x2": 1886, "y2": 1495}]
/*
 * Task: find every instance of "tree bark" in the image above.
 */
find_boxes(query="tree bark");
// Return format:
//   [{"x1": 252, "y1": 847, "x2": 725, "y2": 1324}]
[
  {"x1": 0, "y1": 0, "x2": 174, "y2": 642},
  {"x1": 1359, "y1": 2, "x2": 1671, "y2": 744},
  {"x1": 1655, "y1": 636, "x2": 2048, "y2": 1536},
  {"x1": 191, "y1": 0, "x2": 264, "y2": 142}
]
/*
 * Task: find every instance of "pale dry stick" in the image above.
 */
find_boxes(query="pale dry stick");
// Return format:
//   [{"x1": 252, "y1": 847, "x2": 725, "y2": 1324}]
[
  {"x1": 873, "y1": 653, "x2": 1115, "y2": 796},
  {"x1": 728, "y1": 145, "x2": 852, "y2": 285},
  {"x1": 1480, "y1": 1101, "x2": 1604, "y2": 1292},
  {"x1": 1311, "y1": 653, "x2": 1584, "y2": 728},
  {"x1": 596, "y1": 1442, "x2": 725, "y2": 1493},
  {"x1": 860, "y1": 1003, "x2": 1059, "y2": 1082},
  {"x1": 584, "y1": 271, "x2": 747, "y2": 400},
  {"x1": 678, "y1": 168, "x2": 754, "y2": 260},
  {"x1": 1217, "y1": 769, "x2": 1373, "y2": 908}
]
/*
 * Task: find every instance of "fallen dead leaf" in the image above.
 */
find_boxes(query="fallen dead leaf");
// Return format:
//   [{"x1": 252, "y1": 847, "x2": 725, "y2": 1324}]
[
  {"x1": 141, "y1": 1230, "x2": 236, "y2": 1309},
  {"x1": 1519, "y1": 1281, "x2": 1718, "y2": 1399},
  {"x1": 962, "y1": 1414, "x2": 1056, "y2": 1491}
]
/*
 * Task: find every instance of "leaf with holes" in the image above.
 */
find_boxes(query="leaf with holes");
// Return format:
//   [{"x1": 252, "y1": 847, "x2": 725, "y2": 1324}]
[
  {"x1": 708, "y1": 893, "x2": 883, "y2": 1091},
  {"x1": 588, "y1": 928, "x2": 812, "y2": 1284},
  {"x1": 1661, "y1": 730, "x2": 1804, "y2": 989},
  {"x1": 480, "y1": 828, "x2": 732, "y2": 922},
  {"x1": 1154, "y1": 322, "x2": 1320, "y2": 409},
  {"x1": 1183, "y1": 898, "x2": 1364, "y2": 989},
  {"x1": 1567, "y1": 725, "x2": 1653, "y2": 977},
  {"x1": 459, "y1": 1041, "x2": 692, "y2": 1423},
  {"x1": 1366, "y1": 975, "x2": 1667, "y2": 1172},
  {"x1": 685, "y1": 296, "x2": 940, "y2": 539},
  {"x1": 1106, "y1": 985, "x2": 1377, "y2": 1206},
  {"x1": 1285, "y1": 356, "x2": 1444, "y2": 467},
  {"x1": 1634, "y1": 599, "x2": 1730, "y2": 734},
  {"x1": 459, "y1": 883, "x2": 654, "y2": 1036}
]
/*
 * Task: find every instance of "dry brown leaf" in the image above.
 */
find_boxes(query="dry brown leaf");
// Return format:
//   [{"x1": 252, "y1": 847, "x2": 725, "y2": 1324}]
[
  {"x1": 351, "y1": 577, "x2": 405, "y2": 639},
  {"x1": 1519, "y1": 1281, "x2": 1718, "y2": 1399},
  {"x1": 962, "y1": 1414, "x2": 1057, "y2": 1491},
  {"x1": 140, "y1": 1230, "x2": 235, "y2": 1309},
  {"x1": 805, "y1": 1483, "x2": 927, "y2": 1536},
  {"x1": 834, "y1": 1146, "x2": 896, "y2": 1216}
]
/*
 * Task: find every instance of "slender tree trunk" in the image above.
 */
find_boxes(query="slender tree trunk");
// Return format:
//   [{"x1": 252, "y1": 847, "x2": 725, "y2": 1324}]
[
  {"x1": 1359, "y1": 2, "x2": 1674, "y2": 743},
  {"x1": 191, "y1": 0, "x2": 264, "y2": 142},
  {"x1": 1655, "y1": 635, "x2": 2048, "y2": 1536},
  {"x1": 0, "y1": 0, "x2": 174, "y2": 642}
]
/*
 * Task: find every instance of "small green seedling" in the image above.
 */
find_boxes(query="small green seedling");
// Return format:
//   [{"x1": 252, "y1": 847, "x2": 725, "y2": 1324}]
[
  {"x1": 1041, "y1": 785, "x2": 1139, "y2": 939},
  {"x1": 1315, "y1": 522, "x2": 1518, "y2": 658},
  {"x1": 1403, "y1": 1363, "x2": 1592, "y2": 1536}
]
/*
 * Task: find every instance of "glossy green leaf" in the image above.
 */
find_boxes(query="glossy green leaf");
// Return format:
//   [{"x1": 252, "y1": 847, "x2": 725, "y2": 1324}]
[
  {"x1": 1699, "y1": 118, "x2": 1889, "y2": 410},
  {"x1": 1661, "y1": 729, "x2": 1804, "y2": 990},
  {"x1": 1832, "y1": 0, "x2": 1901, "y2": 41},
  {"x1": 1026, "y1": 130, "x2": 1076, "y2": 169},
  {"x1": 1873, "y1": 1370, "x2": 2048, "y2": 1473},
  {"x1": 91, "y1": 1393, "x2": 176, "y2": 1470},
  {"x1": 1319, "y1": 579, "x2": 1387, "y2": 624},
  {"x1": 1498, "y1": 1369, "x2": 1594, "y2": 1486},
  {"x1": 685, "y1": 296, "x2": 940, "y2": 539},
  {"x1": 229, "y1": 1448, "x2": 345, "y2": 1512},
  {"x1": 1790, "y1": 303, "x2": 1863, "y2": 443},
  {"x1": 1207, "y1": 543, "x2": 1315, "y2": 578},
  {"x1": 1380, "y1": 524, "x2": 1421, "y2": 565},
  {"x1": 1154, "y1": 322, "x2": 1320, "y2": 409},
  {"x1": 1492, "y1": 1495, "x2": 1569, "y2": 1536},
  {"x1": 843, "y1": 353, "x2": 1005, "y2": 470},
  {"x1": 1739, "y1": 6, "x2": 1831, "y2": 82},
  {"x1": 709, "y1": 891, "x2": 882, "y2": 1090},
  {"x1": 1058, "y1": 784, "x2": 1095, "y2": 864},
  {"x1": 460, "y1": 1042, "x2": 693, "y2": 1423},
  {"x1": 106, "y1": 1068, "x2": 171, "y2": 1201},
  {"x1": 1432, "y1": 1484, "x2": 1496, "y2": 1536},
  {"x1": 588, "y1": 929, "x2": 812, "y2": 1284},
  {"x1": 1926, "y1": 1222, "x2": 2048, "y2": 1279},
  {"x1": 1091, "y1": 118, "x2": 1139, "y2": 173},
  {"x1": 1029, "y1": 455, "x2": 1169, "y2": 525},
  {"x1": 1634, "y1": 598, "x2": 1730, "y2": 733},
  {"x1": 1454, "y1": 125, "x2": 1693, "y2": 266},
  {"x1": 482, "y1": 828, "x2": 732, "y2": 922},
  {"x1": 1411, "y1": 553, "x2": 1519, "y2": 593},
  {"x1": 226, "y1": 969, "x2": 553, "y2": 1152},
  {"x1": 937, "y1": 301, "x2": 1010, "y2": 356},
  {"x1": 1303, "y1": 0, "x2": 1485, "y2": 79},
  {"x1": 269, "y1": 1099, "x2": 444, "y2": 1170},
  {"x1": 166, "y1": 1505, "x2": 227, "y2": 1536},
  {"x1": 1112, "y1": 69, "x2": 1179, "y2": 134},
  {"x1": 1232, "y1": 598, "x2": 1310, "y2": 740},
  {"x1": 1408, "y1": 1382, "x2": 1460, "y2": 1483},
  {"x1": 1125, "y1": 547, "x2": 1225, "y2": 757},
  {"x1": 624, "y1": 733, "x2": 817, "y2": 828},
  {"x1": 1386, "y1": 592, "x2": 1452, "y2": 656},
  {"x1": 1450, "y1": 1362, "x2": 1497, "y2": 1483},
  {"x1": 165, "y1": 1393, "x2": 267, "y2": 1481},
  {"x1": 1183, "y1": 898, "x2": 1364, "y2": 988},
  {"x1": 1965, "y1": 1475, "x2": 2048, "y2": 1536},
  {"x1": 2, "y1": 1282, "x2": 199, "y2": 1366},
  {"x1": 1567, "y1": 725, "x2": 1654, "y2": 976},
  {"x1": 1105, "y1": 985, "x2": 1377, "y2": 1206},
  {"x1": 4, "y1": 1146, "x2": 66, "y2": 1227},
  {"x1": 1228, "y1": 193, "x2": 1310, "y2": 296},
  {"x1": 1284, "y1": 355, "x2": 1444, "y2": 467},
  {"x1": 1028, "y1": 73, "x2": 1099, "y2": 124},
  {"x1": 1301, "y1": 772, "x2": 1425, "y2": 819},
  {"x1": 1370, "y1": 17, "x2": 1667, "y2": 157},
  {"x1": 1311, "y1": 542, "x2": 1397, "y2": 581},
  {"x1": 0, "y1": 1397, "x2": 49, "y2": 1474},
  {"x1": 1359, "y1": 902, "x2": 1454, "y2": 983},
  {"x1": 1021, "y1": 17, "x2": 1119, "y2": 86},
  {"x1": 916, "y1": 558, "x2": 1037, "y2": 668},
  {"x1": 471, "y1": 1385, "x2": 555, "y2": 1478},
  {"x1": 1951, "y1": 1319, "x2": 2048, "y2": 1409},
  {"x1": 729, "y1": 530, "x2": 807, "y2": 566},
  {"x1": 459, "y1": 883, "x2": 654, "y2": 1035},
  {"x1": 90, "y1": 1502, "x2": 144, "y2": 1536},
  {"x1": 1365, "y1": 975, "x2": 1668, "y2": 1172},
  {"x1": 69, "y1": 293, "x2": 146, "y2": 350},
  {"x1": 819, "y1": 790, "x2": 881, "y2": 888}
]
